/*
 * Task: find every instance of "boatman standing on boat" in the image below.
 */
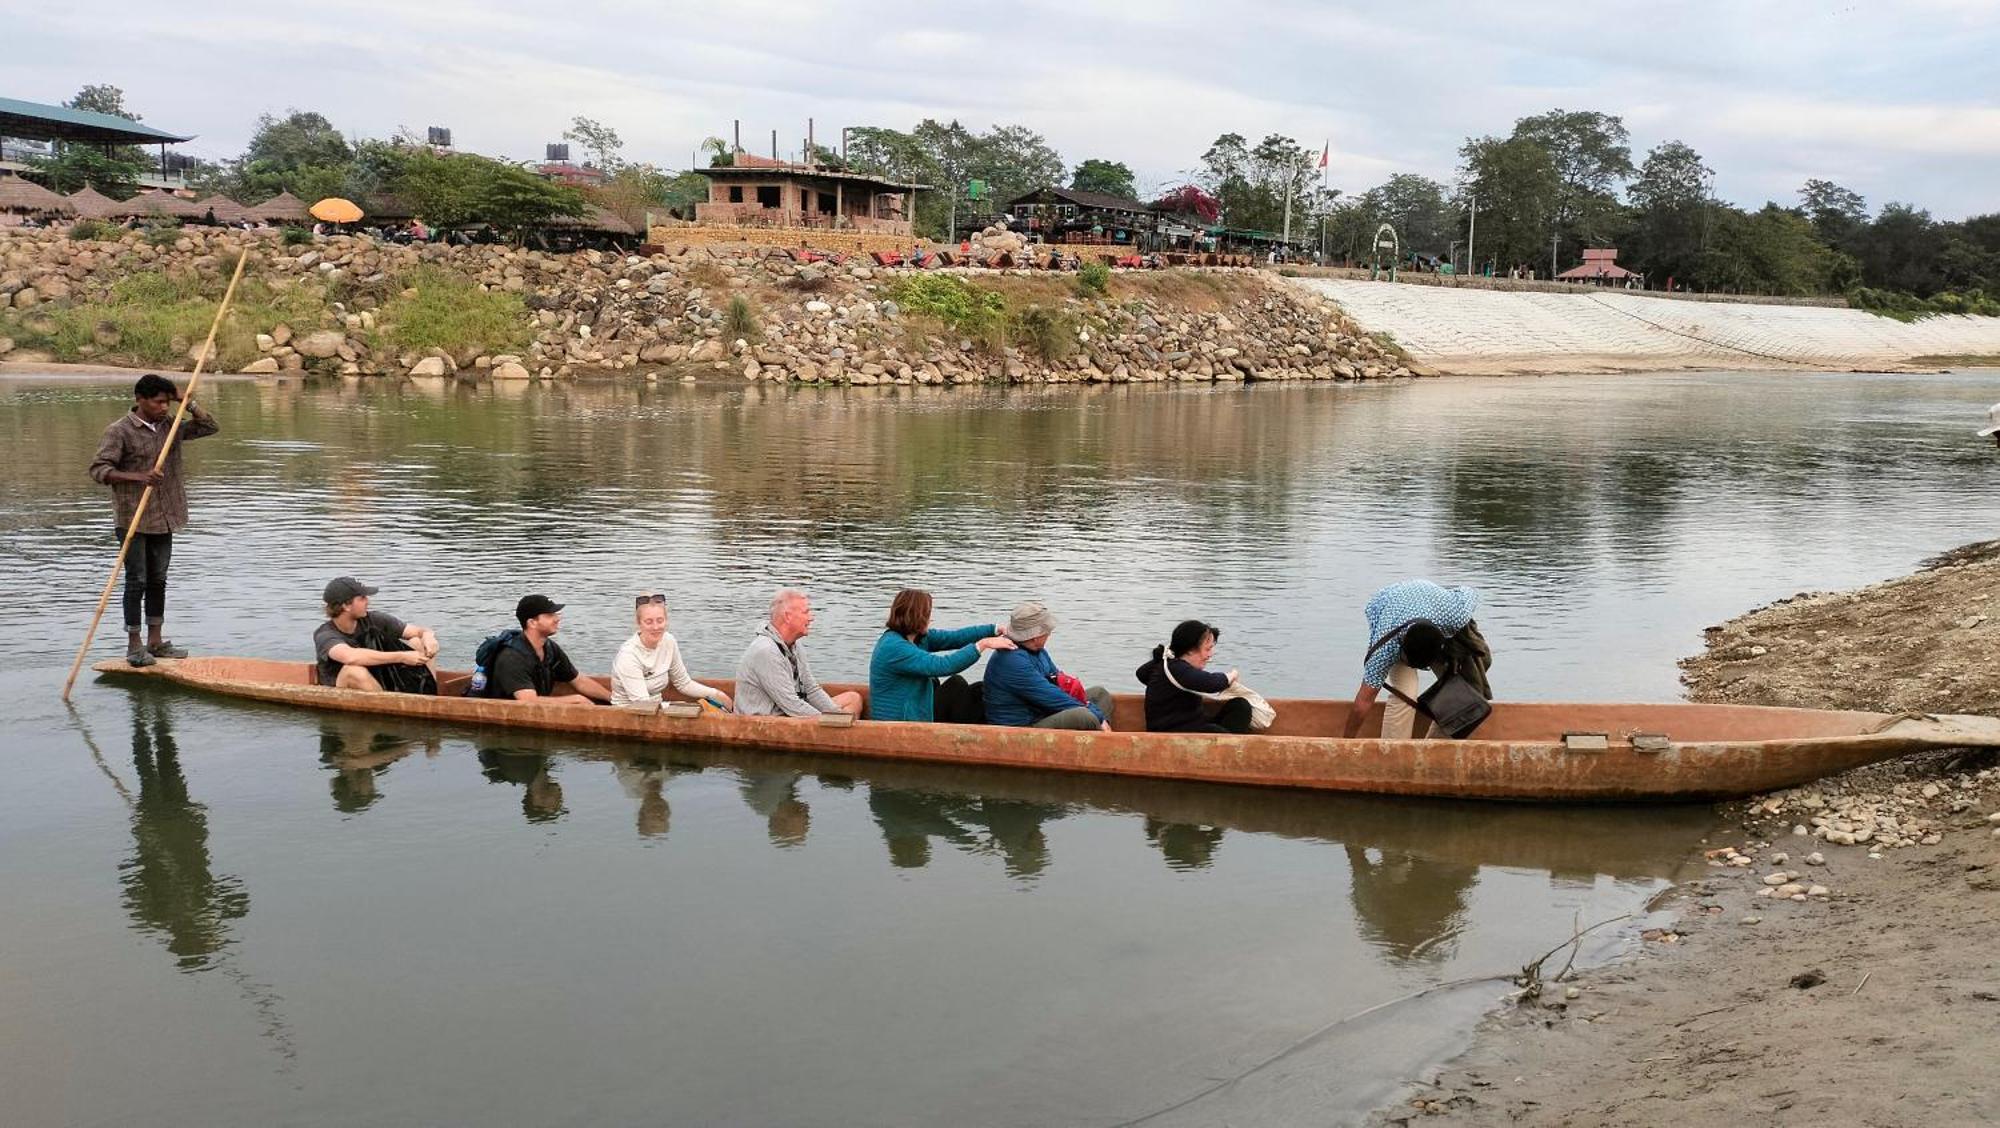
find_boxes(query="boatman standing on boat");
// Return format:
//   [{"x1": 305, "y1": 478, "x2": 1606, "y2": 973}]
[
  {"x1": 1341, "y1": 581, "x2": 1488, "y2": 740},
  {"x1": 89, "y1": 374, "x2": 219, "y2": 668}
]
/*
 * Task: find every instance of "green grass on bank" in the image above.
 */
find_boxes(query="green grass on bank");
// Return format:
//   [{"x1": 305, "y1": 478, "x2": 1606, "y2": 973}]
[
  {"x1": 370, "y1": 267, "x2": 530, "y2": 356},
  {"x1": 1850, "y1": 285, "x2": 2000, "y2": 322},
  {"x1": 887, "y1": 273, "x2": 1086, "y2": 360},
  {"x1": 2, "y1": 266, "x2": 531, "y2": 368},
  {"x1": 1, "y1": 270, "x2": 326, "y2": 369}
]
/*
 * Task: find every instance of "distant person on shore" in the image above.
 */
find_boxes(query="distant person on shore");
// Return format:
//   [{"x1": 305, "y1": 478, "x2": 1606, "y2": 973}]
[
  {"x1": 314, "y1": 577, "x2": 439, "y2": 693},
  {"x1": 736, "y1": 588, "x2": 863, "y2": 717},
  {"x1": 983, "y1": 602, "x2": 1114, "y2": 731},
  {"x1": 88, "y1": 373, "x2": 220, "y2": 667},
  {"x1": 1341, "y1": 581, "x2": 1489, "y2": 740},
  {"x1": 485, "y1": 595, "x2": 612, "y2": 705},
  {"x1": 1980, "y1": 403, "x2": 2000, "y2": 450},
  {"x1": 867, "y1": 589, "x2": 1014, "y2": 722},
  {"x1": 611, "y1": 594, "x2": 732, "y2": 710},
  {"x1": 1135, "y1": 620, "x2": 1253, "y2": 734}
]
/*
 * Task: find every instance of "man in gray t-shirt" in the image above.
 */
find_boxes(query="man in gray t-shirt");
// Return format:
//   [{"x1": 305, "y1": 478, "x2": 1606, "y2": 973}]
[{"x1": 315, "y1": 577, "x2": 439, "y2": 692}]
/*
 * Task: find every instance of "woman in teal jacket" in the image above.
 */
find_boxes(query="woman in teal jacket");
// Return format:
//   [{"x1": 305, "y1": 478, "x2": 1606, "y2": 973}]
[{"x1": 868, "y1": 589, "x2": 1014, "y2": 722}]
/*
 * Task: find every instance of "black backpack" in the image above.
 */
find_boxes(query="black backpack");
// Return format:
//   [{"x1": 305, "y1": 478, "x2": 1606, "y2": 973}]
[{"x1": 468, "y1": 629, "x2": 523, "y2": 698}]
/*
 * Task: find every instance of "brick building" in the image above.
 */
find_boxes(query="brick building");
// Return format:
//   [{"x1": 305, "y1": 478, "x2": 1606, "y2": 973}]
[{"x1": 695, "y1": 154, "x2": 924, "y2": 236}]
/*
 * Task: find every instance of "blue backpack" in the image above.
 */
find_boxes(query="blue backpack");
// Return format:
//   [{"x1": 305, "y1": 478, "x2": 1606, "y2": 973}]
[{"x1": 467, "y1": 629, "x2": 523, "y2": 697}]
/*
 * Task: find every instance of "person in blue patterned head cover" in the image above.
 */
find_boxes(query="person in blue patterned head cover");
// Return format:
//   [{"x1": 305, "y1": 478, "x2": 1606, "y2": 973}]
[{"x1": 1341, "y1": 580, "x2": 1483, "y2": 740}]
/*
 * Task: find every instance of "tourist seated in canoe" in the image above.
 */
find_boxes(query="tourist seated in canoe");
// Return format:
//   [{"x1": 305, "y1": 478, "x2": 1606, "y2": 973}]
[
  {"x1": 983, "y1": 602, "x2": 1114, "y2": 731},
  {"x1": 487, "y1": 594, "x2": 612, "y2": 705},
  {"x1": 1341, "y1": 581, "x2": 1489, "y2": 740},
  {"x1": 314, "y1": 576, "x2": 440, "y2": 694},
  {"x1": 867, "y1": 588, "x2": 1015, "y2": 723},
  {"x1": 735, "y1": 588, "x2": 863, "y2": 717},
  {"x1": 1135, "y1": 619, "x2": 1252, "y2": 734},
  {"x1": 611, "y1": 593, "x2": 733, "y2": 710}
]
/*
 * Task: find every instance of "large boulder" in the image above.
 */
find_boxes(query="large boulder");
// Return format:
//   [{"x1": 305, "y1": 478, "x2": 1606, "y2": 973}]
[{"x1": 295, "y1": 330, "x2": 345, "y2": 359}]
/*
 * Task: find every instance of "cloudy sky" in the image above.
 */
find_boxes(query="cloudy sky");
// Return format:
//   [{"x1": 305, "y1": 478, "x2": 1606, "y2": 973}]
[{"x1": 13, "y1": 0, "x2": 2000, "y2": 217}]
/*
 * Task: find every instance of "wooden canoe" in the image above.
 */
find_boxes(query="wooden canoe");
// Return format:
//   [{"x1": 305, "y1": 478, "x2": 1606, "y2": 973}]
[{"x1": 94, "y1": 657, "x2": 2000, "y2": 803}]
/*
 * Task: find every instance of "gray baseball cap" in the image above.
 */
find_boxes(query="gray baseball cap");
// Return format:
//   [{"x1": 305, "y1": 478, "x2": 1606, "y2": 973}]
[{"x1": 323, "y1": 576, "x2": 379, "y2": 605}]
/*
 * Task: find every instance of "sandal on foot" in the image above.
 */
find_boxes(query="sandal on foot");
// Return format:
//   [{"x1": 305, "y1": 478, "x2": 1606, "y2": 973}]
[
  {"x1": 148, "y1": 641, "x2": 189, "y2": 659},
  {"x1": 126, "y1": 647, "x2": 157, "y2": 668}
]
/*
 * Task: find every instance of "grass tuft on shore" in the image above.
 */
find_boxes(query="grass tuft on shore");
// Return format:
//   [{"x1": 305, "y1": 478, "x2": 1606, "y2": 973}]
[{"x1": 373, "y1": 267, "x2": 530, "y2": 355}]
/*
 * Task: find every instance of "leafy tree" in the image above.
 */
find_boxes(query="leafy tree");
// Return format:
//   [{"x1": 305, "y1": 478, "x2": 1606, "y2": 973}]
[
  {"x1": 1798, "y1": 179, "x2": 1867, "y2": 246},
  {"x1": 392, "y1": 150, "x2": 582, "y2": 237},
  {"x1": 67, "y1": 84, "x2": 137, "y2": 119},
  {"x1": 1197, "y1": 132, "x2": 1318, "y2": 233},
  {"x1": 1850, "y1": 203, "x2": 1948, "y2": 295},
  {"x1": 592, "y1": 163, "x2": 706, "y2": 230},
  {"x1": 1358, "y1": 174, "x2": 1452, "y2": 255},
  {"x1": 562, "y1": 116, "x2": 624, "y2": 170},
  {"x1": 1153, "y1": 184, "x2": 1220, "y2": 224},
  {"x1": 31, "y1": 144, "x2": 147, "y2": 196},
  {"x1": 1456, "y1": 136, "x2": 1561, "y2": 271},
  {"x1": 246, "y1": 111, "x2": 353, "y2": 173},
  {"x1": 1070, "y1": 159, "x2": 1136, "y2": 199},
  {"x1": 1511, "y1": 108, "x2": 1633, "y2": 257},
  {"x1": 1626, "y1": 140, "x2": 1712, "y2": 283}
]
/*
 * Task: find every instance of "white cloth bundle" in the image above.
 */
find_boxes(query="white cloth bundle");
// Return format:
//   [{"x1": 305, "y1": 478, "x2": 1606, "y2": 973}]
[{"x1": 1158, "y1": 646, "x2": 1276, "y2": 731}]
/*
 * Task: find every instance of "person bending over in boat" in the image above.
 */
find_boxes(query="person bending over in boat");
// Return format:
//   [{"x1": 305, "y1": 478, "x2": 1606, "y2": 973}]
[
  {"x1": 611, "y1": 594, "x2": 733, "y2": 710},
  {"x1": 1341, "y1": 581, "x2": 1488, "y2": 740},
  {"x1": 1136, "y1": 620, "x2": 1252, "y2": 734},
  {"x1": 314, "y1": 576, "x2": 439, "y2": 693},
  {"x1": 490, "y1": 595, "x2": 612, "y2": 706},
  {"x1": 735, "y1": 588, "x2": 863, "y2": 717},
  {"x1": 983, "y1": 602, "x2": 1115, "y2": 731},
  {"x1": 867, "y1": 588, "x2": 1014, "y2": 722}
]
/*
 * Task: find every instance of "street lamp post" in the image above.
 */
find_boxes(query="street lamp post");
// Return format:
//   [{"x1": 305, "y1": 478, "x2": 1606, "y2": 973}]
[{"x1": 1466, "y1": 193, "x2": 1478, "y2": 278}]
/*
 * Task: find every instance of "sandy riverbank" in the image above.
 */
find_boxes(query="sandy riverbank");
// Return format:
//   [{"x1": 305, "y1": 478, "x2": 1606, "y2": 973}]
[{"x1": 1378, "y1": 541, "x2": 2000, "y2": 1126}]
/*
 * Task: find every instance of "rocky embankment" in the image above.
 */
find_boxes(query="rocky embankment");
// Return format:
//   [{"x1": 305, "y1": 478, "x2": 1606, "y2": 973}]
[
  {"x1": 0, "y1": 227, "x2": 1417, "y2": 385},
  {"x1": 1386, "y1": 542, "x2": 2000, "y2": 1126}
]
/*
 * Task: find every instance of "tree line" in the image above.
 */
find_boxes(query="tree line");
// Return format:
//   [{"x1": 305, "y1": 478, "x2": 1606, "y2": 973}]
[{"x1": 28, "y1": 86, "x2": 1997, "y2": 302}]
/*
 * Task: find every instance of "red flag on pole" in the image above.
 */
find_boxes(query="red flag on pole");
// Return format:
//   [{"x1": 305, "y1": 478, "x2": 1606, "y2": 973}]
[{"x1": 1318, "y1": 140, "x2": 1329, "y2": 169}]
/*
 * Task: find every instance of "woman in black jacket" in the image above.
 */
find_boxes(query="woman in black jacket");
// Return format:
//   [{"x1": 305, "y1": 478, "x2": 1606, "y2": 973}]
[{"x1": 1135, "y1": 620, "x2": 1254, "y2": 734}]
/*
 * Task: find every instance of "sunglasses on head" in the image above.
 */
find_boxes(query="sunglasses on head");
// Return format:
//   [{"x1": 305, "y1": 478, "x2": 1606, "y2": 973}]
[{"x1": 635, "y1": 593, "x2": 667, "y2": 606}]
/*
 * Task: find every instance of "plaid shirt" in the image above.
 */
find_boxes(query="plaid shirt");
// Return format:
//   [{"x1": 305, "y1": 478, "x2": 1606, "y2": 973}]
[{"x1": 88, "y1": 403, "x2": 220, "y2": 534}]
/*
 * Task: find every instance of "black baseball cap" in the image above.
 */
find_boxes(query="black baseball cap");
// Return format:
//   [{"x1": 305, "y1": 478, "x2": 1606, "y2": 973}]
[
  {"x1": 516, "y1": 594, "x2": 564, "y2": 624},
  {"x1": 324, "y1": 576, "x2": 379, "y2": 605}
]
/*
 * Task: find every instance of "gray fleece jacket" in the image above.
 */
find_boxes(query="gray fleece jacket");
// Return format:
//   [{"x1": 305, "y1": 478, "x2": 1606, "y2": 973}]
[{"x1": 735, "y1": 621, "x2": 838, "y2": 717}]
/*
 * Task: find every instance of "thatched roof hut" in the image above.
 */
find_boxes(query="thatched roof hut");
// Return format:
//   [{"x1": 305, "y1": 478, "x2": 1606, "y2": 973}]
[
  {"x1": 195, "y1": 195, "x2": 251, "y2": 223},
  {"x1": 0, "y1": 174, "x2": 76, "y2": 216},
  {"x1": 131, "y1": 190, "x2": 203, "y2": 220},
  {"x1": 66, "y1": 186, "x2": 124, "y2": 219},
  {"x1": 549, "y1": 204, "x2": 637, "y2": 236},
  {"x1": 245, "y1": 191, "x2": 310, "y2": 224}
]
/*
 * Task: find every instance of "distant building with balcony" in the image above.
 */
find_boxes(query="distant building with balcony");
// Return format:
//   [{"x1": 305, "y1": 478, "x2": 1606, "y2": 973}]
[
  {"x1": 695, "y1": 153, "x2": 923, "y2": 236},
  {"x1": 0, "y1": 95, "x2": 194, "y2": 190}
]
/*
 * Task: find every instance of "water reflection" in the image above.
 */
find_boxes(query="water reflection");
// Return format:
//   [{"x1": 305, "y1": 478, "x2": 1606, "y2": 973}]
[
  {"x1": 1344, "y1": 845, "x2": 1477, "y2": 964},
  {"x1": 477, "y1": 746, "x2": 567, "y2": 823},
  {"x1": 1144, "y1": 818, "x2": 1228, "y2": 871},
  {"x1": 741, "y1": 771, "x2": 812, "y2": 847},
  {"x1": 317, "y1": 721, "x2": 439, "y2": 814},
  {"x1": 866, "y1": 787, "x2": 1066, "y2": 878},
  {"x1": 119, "y1": 695, "x2": 250, "y2": 971}
]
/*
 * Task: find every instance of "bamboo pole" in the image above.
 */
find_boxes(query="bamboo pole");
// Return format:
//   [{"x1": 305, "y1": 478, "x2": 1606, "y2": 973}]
[{"x1": 61, "y1": 250, "x2": 249, "y2": 701}]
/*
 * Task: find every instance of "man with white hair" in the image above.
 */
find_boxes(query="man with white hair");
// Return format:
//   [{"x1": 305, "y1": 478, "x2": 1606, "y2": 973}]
[{"x1": 735, "y1": 588, "x2": 864, "y2": 717}]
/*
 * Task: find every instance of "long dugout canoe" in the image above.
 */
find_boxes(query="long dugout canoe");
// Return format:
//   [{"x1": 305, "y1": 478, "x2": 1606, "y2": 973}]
[{"x1": 94, "y1": 657, "x2": 2000, "y2": 803}]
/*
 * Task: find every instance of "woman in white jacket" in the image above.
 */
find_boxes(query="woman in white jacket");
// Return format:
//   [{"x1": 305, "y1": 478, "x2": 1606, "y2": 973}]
[{"x1": 611, "y1": 595, "x2": 733, "y2": 709}]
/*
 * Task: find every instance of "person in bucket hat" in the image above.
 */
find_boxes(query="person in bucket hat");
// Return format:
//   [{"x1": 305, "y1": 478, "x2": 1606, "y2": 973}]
[{"x1": 983, "y1": 601, "x2": 1116, "y2": 730}]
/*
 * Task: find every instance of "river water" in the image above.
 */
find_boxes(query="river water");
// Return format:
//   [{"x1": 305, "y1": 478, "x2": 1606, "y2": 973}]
[{"x1": 3, "y1": 369, "x2": 1996, "y2": 1126}]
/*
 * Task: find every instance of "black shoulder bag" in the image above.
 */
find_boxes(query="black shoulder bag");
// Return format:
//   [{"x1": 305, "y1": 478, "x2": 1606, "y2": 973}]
[{"x1": 1363, "y1": 619, "x2": 1491, "y2": 739}]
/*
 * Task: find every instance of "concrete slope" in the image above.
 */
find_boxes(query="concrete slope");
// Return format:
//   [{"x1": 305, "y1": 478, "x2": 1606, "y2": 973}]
[{"x1": 1295, "y1": 278, "x2": 2000, "y2": 374}]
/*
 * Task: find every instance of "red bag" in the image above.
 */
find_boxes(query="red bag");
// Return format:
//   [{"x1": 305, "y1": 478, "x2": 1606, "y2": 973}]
[{"x1": 1054, "y1": 672, "x2": 1089, "y2": 705}]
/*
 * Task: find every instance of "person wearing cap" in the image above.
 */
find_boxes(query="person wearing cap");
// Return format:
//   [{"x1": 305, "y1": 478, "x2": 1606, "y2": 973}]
[
  {"x1": 1980, "y1": 403, "x2": 2000, "y2": 451},
  {"x1": 491, "y1": 595, "x2": 612, "y2": 705},
  {"x1": 313, "y1": 577, "x2": 439, "y2": 692},
  {"x1": 982, "y1": 601, "x2": 1115, "y2": 731},
  {"x1": 1341, "y1": 580, "x2": 1488, "y2": 740},
  {"x1": 735, "y1": 588, "x2": 864, "y2": 718}
]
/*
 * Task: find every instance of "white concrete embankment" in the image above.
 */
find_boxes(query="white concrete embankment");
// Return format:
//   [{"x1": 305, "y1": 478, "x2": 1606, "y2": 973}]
[{"x1": 1294, "y1": 278, "x2": 2000, "y2": 375}]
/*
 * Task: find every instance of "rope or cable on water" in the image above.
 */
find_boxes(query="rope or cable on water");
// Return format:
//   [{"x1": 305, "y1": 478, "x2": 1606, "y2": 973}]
[{"x1": 1108, "y1": 914, "x2": 1631, "y2": 1127}]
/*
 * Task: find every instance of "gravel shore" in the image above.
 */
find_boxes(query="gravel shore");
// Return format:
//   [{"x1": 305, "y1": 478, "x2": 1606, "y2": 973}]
[{"x1": 1377, "y1": 541, "x2": 2000, "y2": 1126}]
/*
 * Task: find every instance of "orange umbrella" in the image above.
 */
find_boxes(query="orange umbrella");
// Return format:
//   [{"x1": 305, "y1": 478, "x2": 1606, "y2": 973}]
[{"x1": 309, "y1": 197, "x2": 364, "y2": 223}]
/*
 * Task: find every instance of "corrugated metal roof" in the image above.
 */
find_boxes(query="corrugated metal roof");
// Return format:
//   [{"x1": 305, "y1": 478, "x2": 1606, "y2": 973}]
[{"x1": 0, "y1": 96, "x2": 193, "y2": 144}]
